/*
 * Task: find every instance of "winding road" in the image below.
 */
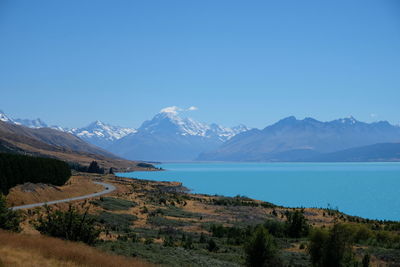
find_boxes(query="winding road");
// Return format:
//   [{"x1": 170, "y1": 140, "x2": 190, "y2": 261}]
[{"x1": 11, "y1": 181, "x2": 116, "y2": 211}]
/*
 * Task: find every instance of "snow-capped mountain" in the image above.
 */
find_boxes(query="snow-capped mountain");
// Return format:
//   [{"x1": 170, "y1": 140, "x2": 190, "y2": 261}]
[
  {"x1": 139, "y1": 111, "x2": 249, "y2": 141},
  {"x1": 69, "y1": 121, "x2": 137, "y2": 149},
  {"x1": 0, "y1": 110, "x2": 13, "y2": 123},
  {"x1": 0, "y1": 110, "x2": 136, "y2": 149},
  {"x1": 108, "y1": 108, "x2": 249, "y2": 161},
  {"x1": 13, "y1": 118, "x2": 48, "y2": 128}
]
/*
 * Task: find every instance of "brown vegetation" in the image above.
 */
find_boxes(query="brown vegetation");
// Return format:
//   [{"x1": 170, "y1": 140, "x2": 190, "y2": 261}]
[
  {"x1": 0, "y1": 120, "x2": 148, "y2": 171},
  {"x1": 6, "y1": 175, "x2": 104, "y2": 207},
  {"x1": 0, "y1": 230, "x2": 152, "y2": 267}
]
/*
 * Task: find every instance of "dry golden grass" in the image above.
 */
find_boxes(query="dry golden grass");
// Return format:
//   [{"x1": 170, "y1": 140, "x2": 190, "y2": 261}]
[
  {"x1": 0, "y1": 230, "x2": 152, "y2": 267},
  {"x1": 6, "y1": 176, "x2": 104, "y2": 207}
]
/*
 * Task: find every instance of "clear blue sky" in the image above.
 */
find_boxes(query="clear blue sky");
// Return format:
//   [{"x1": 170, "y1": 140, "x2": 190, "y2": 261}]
[{"x1": 1, "y1": 0, "x2": 399, "y2": 128}]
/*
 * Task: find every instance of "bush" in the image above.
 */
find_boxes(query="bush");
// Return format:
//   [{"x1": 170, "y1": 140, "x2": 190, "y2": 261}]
[
  {"x1": 96, "y1": 212, "x2": 137, "y2": 232},
  {"x1": 244, "y1": 226, "x2": 281, "y2": 267},
  {"x1": 0, "y1": 153, "x2": 71, "y2": 194},
  {"x1": 308, "y1": 224, "x2": 355, "y2": 267},
  {"x1": 92, "y1": 197, "x2": 137, "y2": 211},
  {"x1": 0, "y1": 194, "x2": 21, "y2": 232},
  {"x1": 87, "y1": 161, "x2": 104, "y2": 174},
  {"x1": 285, "y1": 210, "x2": 310, "y2": 238},
  {"x1": 264, "y1": 220, "x2": 286, "y2": 238},
  {"x1": 207, "y1": 238, "x2": 218, "y2": 252},
  {"x1": 35, "y1": 205, "x2": 100, "y2": 245}
]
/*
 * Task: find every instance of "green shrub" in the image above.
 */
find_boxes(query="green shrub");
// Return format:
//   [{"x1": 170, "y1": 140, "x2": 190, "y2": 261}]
[
  {"x1": 35, "y1": 205, "x2": 100, "y2": 245},
  {"x1": 308, "y1": 224, "x2": 355, "y2": 267},
  {"x1": 285, "y1": 210, "x2": 310, "y2": 238},
  {"x1": 264, "y1": 220, "x2": 286, "y2": 238},
  {"x1": 0, "y1": 194, "x2": 21, "y2": 232},
  {"x1": 92, "y1": 197, "x2": 137, "y2": 211},
  {"x1": 96, "y1": 212, "x2": 137, "y2": 232},
  {"x1": 244, "y1": 226, "x2": 281, "y2": 267},
  {"x1": 207, "y1": 238, "x2": 219, "y2": 252},
  {"x1": 148, "y1": 216, "x2": 189, "y2": 227}
]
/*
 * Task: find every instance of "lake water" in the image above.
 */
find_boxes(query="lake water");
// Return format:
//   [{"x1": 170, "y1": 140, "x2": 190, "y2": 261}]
[{"x1": 117, "y1": 162, "x2": 400, "y2": 221}]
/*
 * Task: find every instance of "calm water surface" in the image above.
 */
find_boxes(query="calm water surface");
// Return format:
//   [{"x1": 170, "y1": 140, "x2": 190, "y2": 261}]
[{"x1": 117, "y1": 162, "x2": 400, "y2": 221}]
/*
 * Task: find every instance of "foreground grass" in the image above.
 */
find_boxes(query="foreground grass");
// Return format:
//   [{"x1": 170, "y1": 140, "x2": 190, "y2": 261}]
[
  {"x1": 11, "y1": 174, "x2": 400, "y2": 266},
  {"x1": 0, "y1": 230, "x2": 152, "y2": 267}
]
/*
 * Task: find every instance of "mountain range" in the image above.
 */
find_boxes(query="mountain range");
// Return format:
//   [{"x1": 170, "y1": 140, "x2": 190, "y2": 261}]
[
  {"x1": 1, "y1": 110, "x2": 400, "y2": 162},
  {"x1": 108, "y1": 110, "x2": 249, "y2": 161},
  {"x1": 198, "y1": 116, "x2": 400, "y2": 162},
  {"x1": 0, "y1": 119, "x2": 144, "y2": 171},
  {"x1": 0, "y1": 109, "x2": 249, "y2": 161}
]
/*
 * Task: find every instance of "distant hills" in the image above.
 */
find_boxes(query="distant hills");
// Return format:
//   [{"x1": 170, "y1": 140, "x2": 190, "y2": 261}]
[
  {"x1": 2, "y1": 110, "x2": 400, "y2": 162},
  {"x1": 198, "y1": 116, "x2": 400, "y2": 162}
]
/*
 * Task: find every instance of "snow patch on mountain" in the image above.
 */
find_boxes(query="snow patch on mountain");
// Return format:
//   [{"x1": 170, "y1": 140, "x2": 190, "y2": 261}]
[
  {"x1": 140, "y1": 109, "x2": 249, "y2": 141},
  {"x1": 0, "y1": 110, "x2": 13, "y2": 123},
  {"x1": 69, "y1": 120, "x2": 137, "y2": 148},
  {"x1": 13, "y1": 118, "x2": 48, "y2": 128}
]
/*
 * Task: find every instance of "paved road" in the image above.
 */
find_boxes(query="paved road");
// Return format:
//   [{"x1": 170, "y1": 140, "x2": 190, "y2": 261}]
[{"x1": 11, "y1": 181, "x2": 116, "y2": 211}]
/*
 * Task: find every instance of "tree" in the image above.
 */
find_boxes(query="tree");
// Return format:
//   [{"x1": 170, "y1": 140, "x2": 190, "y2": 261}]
[
  {"x1": 0, "y1": 194, "x2": 21, "y2": 232},
  {"x1": 285, "y1": 210, "x2": 310, "y2": 238},
  {"x1": 308, "y1": 224, "x2": 355, "y2": 267},
  {"x1": 109, "y1": 167, "x2": 114, "y2": 175},
  {"x1": 87, "y1": 161, "x2": 103, "y2": 174},
  {"x1": 244, "y1": 226, "x2": 281, "y2": 267},
  {"x1": 308, "y1": 228, "x2": 329, "y2": 267},
  {"x1": 0, "y1": 153, "x2": 71, "y2": 194},
  {"x1": 35, "y1": 204, "x2": 100, "y2": 245},
  {"x1": 207, "y1": 238, "x2": 218, "y2": 252},
  {"x1": 362, "y1": 254, "x2": 370, "y2": 267}
]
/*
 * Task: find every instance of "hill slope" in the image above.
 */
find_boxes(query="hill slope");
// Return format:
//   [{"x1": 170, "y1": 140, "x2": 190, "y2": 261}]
[
  {"x1": 198, "y1": 117, "x2": 400, "y2": 161},
  {"x1": 308, "y1": 142, "x2": 400, "y2": 162},
  {"x1": 0, "y1": 121, "x2": 140, "y2": 170},
  {"x1": 0, "y1": 230, "x2": 151, "y2": 267}
]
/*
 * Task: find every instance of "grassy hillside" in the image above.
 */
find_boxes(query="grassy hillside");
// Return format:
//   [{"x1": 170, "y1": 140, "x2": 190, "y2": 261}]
[
  {"x1": 11, "y1": 173, "x2": 400, "y2": 266},
  {"x1": 0, "y1": 121, "x2": 150, "y2": 171},
  {"x1": 0, "y1": 230, "x2": 151, "y2": 267}
]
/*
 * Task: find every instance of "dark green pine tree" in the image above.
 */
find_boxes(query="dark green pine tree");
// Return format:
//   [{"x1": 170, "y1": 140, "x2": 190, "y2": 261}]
[{"x1": 88, "y1": 161, "x2": 100, "y2": 173}]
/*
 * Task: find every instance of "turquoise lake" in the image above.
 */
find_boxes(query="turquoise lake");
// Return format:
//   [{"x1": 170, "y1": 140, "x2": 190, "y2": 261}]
[{"x1": 117, "y1": 162, "x2": 400, "y2": 221}]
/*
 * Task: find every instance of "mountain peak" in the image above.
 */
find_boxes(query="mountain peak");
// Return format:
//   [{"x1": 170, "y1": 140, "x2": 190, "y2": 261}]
[
  {"x1": 0, "y1": 110, "x2": 13, "y2": 122},
  {"x1": 333, "y1": 116, "x2": 360, "y2": 125}
]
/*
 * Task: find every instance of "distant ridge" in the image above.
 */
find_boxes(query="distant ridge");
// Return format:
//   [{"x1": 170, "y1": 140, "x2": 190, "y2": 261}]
[
  {"x1": 198, "y1": 116, "x2": 400, "y2": 162},
  {"x1": 306, "y1": 142, "x2": 400, "y2": 162}
]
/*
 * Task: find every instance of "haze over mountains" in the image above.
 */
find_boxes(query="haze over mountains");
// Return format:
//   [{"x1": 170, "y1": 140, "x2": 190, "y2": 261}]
[
  {"x1": 199, "y1": 116, "x2": 400, "y2": 162},
  {"x1": 108, "y1": 109, "x2": 249, "y2": 161},
  {"x1": 1, "y1": 109, "x2": 400, "y2": 162}
]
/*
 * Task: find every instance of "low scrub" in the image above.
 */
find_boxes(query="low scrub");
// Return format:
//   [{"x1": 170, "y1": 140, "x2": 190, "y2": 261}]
[
  {"x1": 96, "y1": 212, "x2": 137, "y2": 232},
  {"x1": 0, "y1": 194, "x2": 21, "y2": 232},
  {"x1": 34, "y1": 205, "x2": 100, "y2": 245},
  {"x1": 92, "y1": 197, "x2": 137, "y2": 211}
]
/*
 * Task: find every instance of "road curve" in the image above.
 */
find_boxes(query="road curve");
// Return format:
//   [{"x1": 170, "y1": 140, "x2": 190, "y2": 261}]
[{"x1": 11, "y1": 181, "x2": 116, "y2": 211}]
